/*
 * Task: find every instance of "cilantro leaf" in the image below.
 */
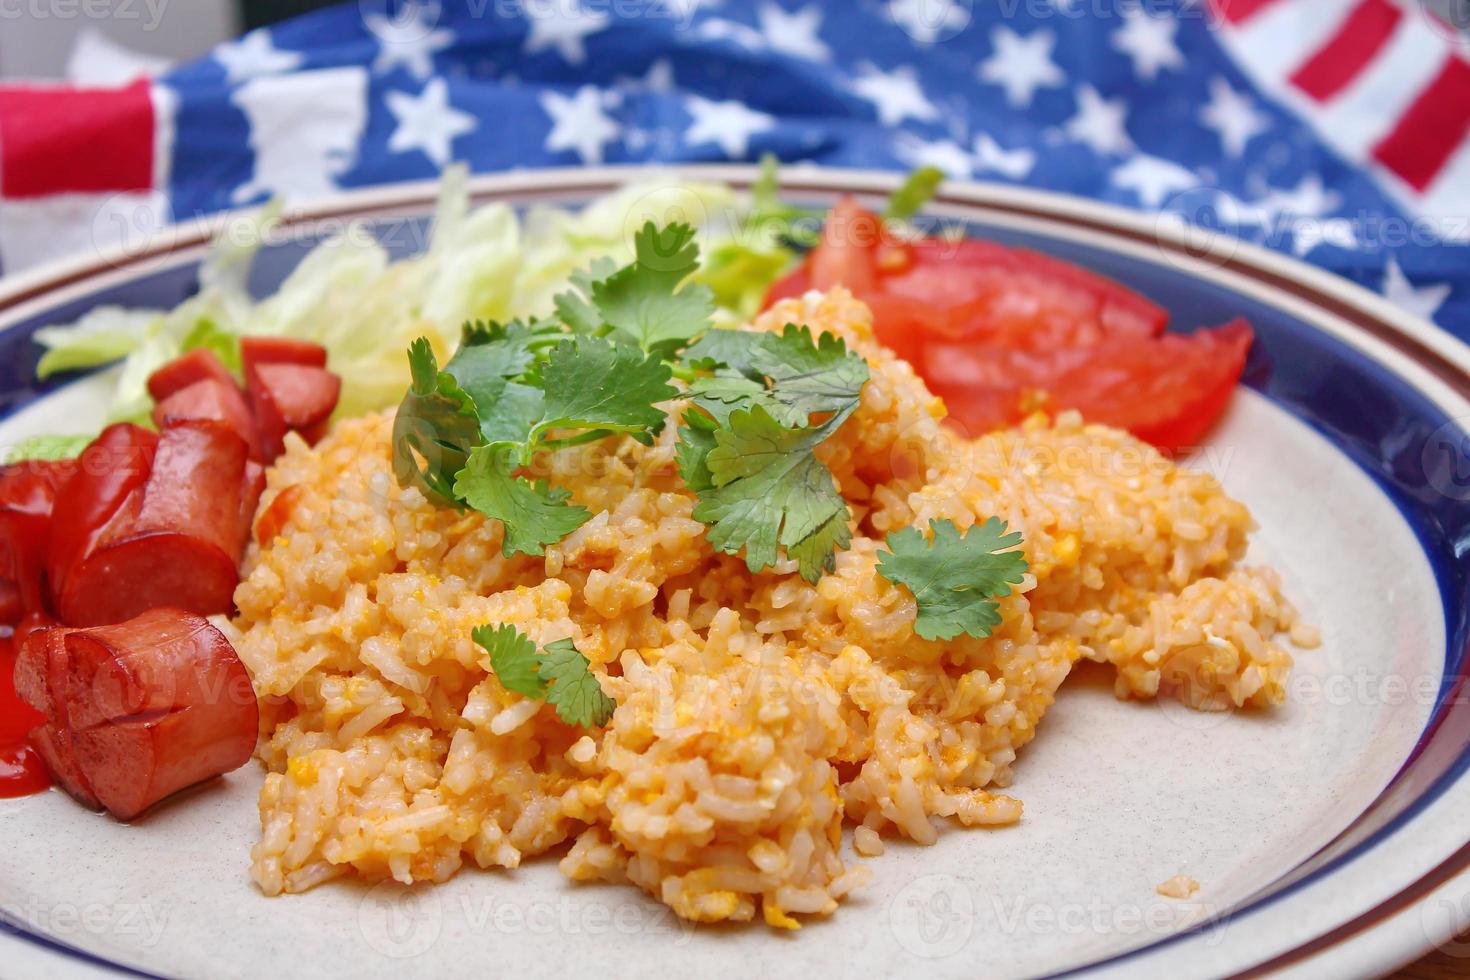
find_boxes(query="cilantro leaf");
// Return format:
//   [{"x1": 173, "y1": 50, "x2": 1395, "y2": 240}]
[
  {"x1": 591, "y1": 222, "x2": 714, "y2": 351},
  {"x1": 691, "y1": 405, "x2": 852, "y2": 582},
  {"x1": 884, "y1": 166, "x2": 945, "y2": 221},
  {"x1": 675, "y1": 408, "x2": 719, "y2": 495},
  {"x1": 552, "y1": 258, "x2": 620, "y2": 335},
  {"x1": 472, "y1": 624, "x2": 546, "y2": 700},
  {"x1": 687, "y1": 325, "x2": 869, "y2": 427},
  {"x1": 749, "y1": 153, "x2": 822, "y2": 248},
  {"x1": 393, "y1": 339, "x2": 481, "y2": 507},
  {"x1": 473, "y1": 626, "x2": 616, "y2": 728},
  {"x1": 454, "y1": 445, "x2": 591, "y2": 557},
  {"x1": 876, "y1": 518, "x2": 1029, "y2": 641},
  {"x1": 540, "y1": 638, "x2": 616, "y2": 728},
  {"x1": 535, "y1": 337, "x2": 675, "y2": 437}
]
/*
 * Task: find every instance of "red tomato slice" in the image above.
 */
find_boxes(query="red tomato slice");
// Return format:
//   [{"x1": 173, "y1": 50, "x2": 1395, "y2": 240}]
[
  {"x1": 760, "y1": 200, "x2": 1250, "y2": 453},
  {"x1": 924, "y1": 319, "x2": 1254, "y2": 453}
]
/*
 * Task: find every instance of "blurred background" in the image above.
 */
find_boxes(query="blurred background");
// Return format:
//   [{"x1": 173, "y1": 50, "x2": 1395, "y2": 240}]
[{"x1": 0, "y1": 0, "x2": 336, "y2": 80}]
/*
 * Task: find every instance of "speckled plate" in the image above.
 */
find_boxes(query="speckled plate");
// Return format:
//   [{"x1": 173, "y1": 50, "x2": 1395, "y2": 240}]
[{"x1": 1, "y1": 167, "x2": 1467, "y2": 979}]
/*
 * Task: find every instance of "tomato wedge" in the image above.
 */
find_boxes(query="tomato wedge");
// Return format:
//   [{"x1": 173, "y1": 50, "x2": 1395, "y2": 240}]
[{"x1": 762, "y1": 198, "x2": 1251, "y2": 453}]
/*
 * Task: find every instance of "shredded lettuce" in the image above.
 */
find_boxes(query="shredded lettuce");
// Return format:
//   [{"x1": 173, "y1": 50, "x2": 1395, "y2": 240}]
[
  {"x1": 4, "y1": 433, "x2": 94, "y2": 463},
  {"x1": 26, "y1": 163, "x2": 859, "y2": 424}
]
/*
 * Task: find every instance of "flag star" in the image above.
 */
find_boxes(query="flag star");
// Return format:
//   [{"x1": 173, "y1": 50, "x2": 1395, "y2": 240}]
[
  {"x1": 523, "y1": 1, "x2": 610, "y2": 66},
  {"x1": 978, "y1": 27, "x2": 1065, "y2": 108},
  {"x1": 1199, "y1": 77, "x2": 1270, "y2": 158},
  {"x1": 896, "y1": 134, "x2": 974, "y2": 179},
  {"x1": 1291, "y1": 218, "x2": 1357, "y2": 256},
  {"x1": 1065, "y1": 85, "x2": 1132, "y2": 156},
  {"x1": 850, "y1": 62, "x2": 938, "y2": 126},
  {"x1": 366, "y1": 8, "x2": 454, "y2": 80},
  {"x1": 386, "y1": 77, "x2": 476, "y2": 167},
  {"x1": 1111, "y1": 9, "x2": 1183, "y2": 81},
  {"x1": 1259, "y1": 173, "x2": 1339, "y2": 219},
  {"x1": 540, "y1": 85, "x2": 620, "y2": 164},
  {"x1": 757, "y1": 3, "x2": 831, "y2": 61},
  {"x1": 887, "y1": 0, "x2": 971, "y2": 45},
  {"x1": 695, "y1": 18, "x2": 766, "y2": 50},
  {"x1": 215, "y1": 29, "x2": 302, "y2": 83},
  {"x1": 1112, "y1": 153, "x2": 1197, "y2": 208},
  {"x1": 973, "y1": 132, "x2": 1035, "y2": 179},
  {"x1": 683, "y1": 95, "x2": 774, "y2": 158},
  {"x1": 617, "y1": 58, "x2": 675, "y2": 93},
  {"x1": 1381, "y1": 255, "x2": 1451, "y2": 322}
]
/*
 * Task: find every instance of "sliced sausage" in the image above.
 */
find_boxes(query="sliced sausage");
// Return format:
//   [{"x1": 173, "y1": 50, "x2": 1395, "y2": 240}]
[
  {"x1": 146, "y1": 348, "x2": 237, "y2": 403},
  {"x1": 152, "y1": 378, "x2": 259, "y2": 458},
  {"x1": 17, "y1": 611, "x2": 257, "y2": 819},
  {"x1": 247, "y1": 363, "x2": 340, "y2": 459},
  {"x1": 14, "y1": 625, "x2": 100, "y2": 809},
  {"x1": 46, "y1": 424, "x2": 157, "y2": 619},
  {"x1": 0, "y1": 458, "x2": 71, "y2": 624},
  {"x1": 240, "y1": 336, "x2": 327, "y2": 372},
  {"x1": 51, "y1": 421, "x2": 249, "y2": 627},
  {"x1": 240, "y1": 460, "x2": 266, "y2": 553}
]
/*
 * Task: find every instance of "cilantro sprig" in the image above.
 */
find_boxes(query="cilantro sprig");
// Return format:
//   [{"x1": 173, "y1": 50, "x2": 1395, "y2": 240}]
[
  {"x1": 678, "y1": 325, "x2": 870, "y2": 582},
  {"x1": 473, "y1": 624, "x2": 616, "y2": 728},
  {"x1": 876, "y1": 518, "x2": 1029, "y2": 641}
]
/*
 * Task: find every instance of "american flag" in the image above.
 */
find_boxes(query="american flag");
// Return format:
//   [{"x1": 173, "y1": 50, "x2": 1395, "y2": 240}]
[{"x1": 0, "y1": 0, "x2": 1464, "y2": 339}]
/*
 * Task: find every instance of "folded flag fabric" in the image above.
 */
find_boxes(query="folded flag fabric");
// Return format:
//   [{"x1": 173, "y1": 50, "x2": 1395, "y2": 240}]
[{"x1": 0, "y1": 0, "x2": 1464, "y2": 340}]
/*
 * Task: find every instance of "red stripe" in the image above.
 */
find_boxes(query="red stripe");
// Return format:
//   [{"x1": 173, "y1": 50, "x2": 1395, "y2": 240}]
[
  {"x1": 1210, "y1": 0, "x2": 1281, "y2": 25},
  {"x1": 0, "y1": 80, "x2": 154, "y2": 199},
  {"x1": 1289, "y1": 0, "x2": 1402, "y2": 102},
  {"x1": 1372, "y1": 56, "x2": 1470, "y2": 192}
]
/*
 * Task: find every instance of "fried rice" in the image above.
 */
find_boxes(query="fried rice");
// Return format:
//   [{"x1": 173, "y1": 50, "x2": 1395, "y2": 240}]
[{"x1": 231, "y1": 286, "x2": 1312, "y2": 926}]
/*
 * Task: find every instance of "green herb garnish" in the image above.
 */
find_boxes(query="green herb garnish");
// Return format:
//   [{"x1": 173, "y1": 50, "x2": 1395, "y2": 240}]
[
  {"x1": 472, "y1": 624, "x2": 616, "y2": 728},
  {"x1": 884, "y1": 166, "x2": 946, "y2": 221},
  {"x1": 875, "y1": 518, "x2": 1029, "y2": 641}
]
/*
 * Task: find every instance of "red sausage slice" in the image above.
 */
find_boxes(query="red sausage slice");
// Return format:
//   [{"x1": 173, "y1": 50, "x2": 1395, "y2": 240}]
[
  {"x1": 247, "y1": 363, "x2": 340, "y2": 459},
  {"x1": 64, "y1": 610, "x2": 257, "y2": 820},
  {"x1": 146, "y1": 348, "x2": 237, "y2": 403},
  {"x1": 52, "y1": 421, "x2": 249, "y2": 627},
  {"x1": 0, "y1": 459, "x2": 72, "y2": 624},
  {"x1": 17, "y1": 611, "x2": 257, "y2": 819},
  {"x1": 240, "y1": 336, "x2": 327, "y2": 373},
  {"x1": 14, "y1": 626, "x2": 100, "y2": 809},
  {"x1": 152, "y1": 378, "x2": 259, "y2": 457},
  {"x1": 46, "y1": 424, "x2": 157, "y2": 618}
]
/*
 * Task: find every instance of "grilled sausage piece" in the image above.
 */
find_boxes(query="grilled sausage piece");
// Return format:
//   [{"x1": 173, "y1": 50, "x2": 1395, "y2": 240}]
[{"x1": 15, "y1": 610, "x2": 257, "y2": 820}]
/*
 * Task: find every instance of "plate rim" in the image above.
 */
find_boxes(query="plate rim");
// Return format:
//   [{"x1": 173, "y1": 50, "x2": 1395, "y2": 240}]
[{"x1": 0, "y1": 164, "x2": 1467, "y2": 978}]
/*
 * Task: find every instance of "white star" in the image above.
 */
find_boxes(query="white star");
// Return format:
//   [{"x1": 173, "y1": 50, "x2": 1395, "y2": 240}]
[
  {"x1": 695, "y1": 17, "x2": 766, "y2": 49},
  {"x1": 683, "y1": 95, "x2": 773, "y2": 158},
  {"x1": 1065, "y1": 85, "x2": 1132, "y2": 156},
  {"x1": 978, "y1": 27, "x2": 1065, "y2": 108},
  {"x1": 617, "y1": 58, "x2": 675, "y2": 93},
  {"x1": 386, "y1": 77, "x2": 476, "y2": 167},
  {"x1": 1112, "y1": 9, "x2": 1183, "y2": 82},
  {"x1": 896, "y1": 134, "x2": 974, "y2": 179},
  {"x1": 1199, "y1": 76, "x2": 1270, "y2": 158},
  {"x1": 214, "y1": 29, "x2": 301, "y2": 83},
  {"x1": 1290, "y1": 217, "x2": 1357, "y2": 256},
  {"x1": 850, "y1": 62, "x2": 938, "y2": 126},
  {"x1": 887, "y1": 0, "x2": 971, "y2": 45},
  {"x1": 757, "y1": 3, "x2": 831, "y2": 61},
  {"x1": 366, "y1": 7, "x2": 454, "y2": 80},
  {"x1": 523, "y1": 1, "x2": 610, "y2": 65},
  {"x1": 1258, "y1": 174, "x2": 1339, "y2": 219},
  {"x1": 973, "y1": 132, "x2": 1035, "y2": 179},
  {"x1": 1381, "y1": 255, "x2": 1451, "y2": 322},
  {"x1": 540, "y1": 85, "x2": 620, "y2": 164},
  {"x1": 1112, "y1": 153, "x2": 1197, "y2": 208}
]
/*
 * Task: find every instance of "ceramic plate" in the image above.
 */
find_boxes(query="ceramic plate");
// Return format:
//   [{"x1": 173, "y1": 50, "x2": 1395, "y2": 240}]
[{"x1": 1, "y1": 166, "x2": 1468, "y2": 979}]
